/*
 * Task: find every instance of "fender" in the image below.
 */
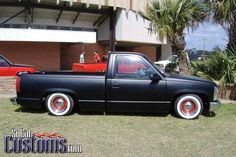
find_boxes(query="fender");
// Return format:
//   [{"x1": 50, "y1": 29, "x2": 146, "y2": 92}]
[
  {"x1": 170, "y1": 88, "x2": 211, "y2": 103},
  {"x1": 43, "y1": 88, "x2": 78, "y2": 100}
]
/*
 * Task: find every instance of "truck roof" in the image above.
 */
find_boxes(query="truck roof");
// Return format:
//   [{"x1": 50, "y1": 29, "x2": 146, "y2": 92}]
[{"x1": 110, "y1": 51, "x2": 146, "y2": 57}]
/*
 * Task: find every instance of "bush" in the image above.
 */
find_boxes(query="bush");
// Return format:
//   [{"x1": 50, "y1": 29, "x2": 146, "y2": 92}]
[{"x1": 191, "y1": 46, "x2": 236, "y2": 86}]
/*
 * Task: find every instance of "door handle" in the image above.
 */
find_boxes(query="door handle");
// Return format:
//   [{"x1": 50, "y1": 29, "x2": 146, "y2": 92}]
[{"x1": 112, "y1": 84, "x2": 120, "y2": 88}]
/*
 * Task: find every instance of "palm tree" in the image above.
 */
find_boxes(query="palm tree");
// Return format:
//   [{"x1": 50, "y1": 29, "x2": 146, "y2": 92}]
[
  {"x1": 142, "y1": 0, "x2": 207, "y2": 73},
  {"x1": 209, "y1": 0, "x2": 236, "y2": 49}
]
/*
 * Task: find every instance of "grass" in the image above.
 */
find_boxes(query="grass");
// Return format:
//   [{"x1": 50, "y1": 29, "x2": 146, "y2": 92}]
[{"x1": 0, "y1": 97, "x2": 236, "y2": 157}]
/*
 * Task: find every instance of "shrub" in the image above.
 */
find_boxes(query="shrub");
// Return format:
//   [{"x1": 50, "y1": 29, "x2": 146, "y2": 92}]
[{"x1": 191, "y1": 46, "x2": 236, "y2": 86}]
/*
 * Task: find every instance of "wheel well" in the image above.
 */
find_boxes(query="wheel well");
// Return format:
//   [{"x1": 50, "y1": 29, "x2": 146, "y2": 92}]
[
  {"x1": 16, "y1": 71, "x2": 27, "y2": 76},
  {"x1": 172, "y1": 93, "x2": 209, "y2": 112},
  {"x1": 16, "y1": 71, "x2": 32, "y2": 76}
]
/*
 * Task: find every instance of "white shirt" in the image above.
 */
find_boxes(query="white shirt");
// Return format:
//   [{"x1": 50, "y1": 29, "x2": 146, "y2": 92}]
[{"x1": 80, "y1": 53, "x2": 85, "y2": 63}]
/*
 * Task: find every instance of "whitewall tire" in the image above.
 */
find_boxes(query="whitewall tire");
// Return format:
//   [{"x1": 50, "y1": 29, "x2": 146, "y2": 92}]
[
  {"x1": 174, "y1": 94, "x2": 203, "y2": 119},
  {"x1": 46, "y1": 93, "x2": 74, "y2": 116}
]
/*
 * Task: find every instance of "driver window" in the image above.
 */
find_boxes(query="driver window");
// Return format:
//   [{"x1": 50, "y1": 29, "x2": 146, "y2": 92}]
[
  {"x1": 114, "y1": 55, "x2": 155, "y2": 79},
  {"x1": 0, "y1": 57, "x2": 9, "y2": 67}
]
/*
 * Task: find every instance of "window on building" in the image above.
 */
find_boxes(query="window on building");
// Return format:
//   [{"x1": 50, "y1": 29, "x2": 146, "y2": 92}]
[
  {"x1": 11, "y1": 24, "x2": 26, "y2": 28},
  {"x1": 33, "y1": 25, "x2": 46, "y2": 29},
  {"x1": 0, "y1": 24, "x2": 11, "y2": 28},
  {"x1": 46, "y1": 25, "x2": 59, "y2": 30}
]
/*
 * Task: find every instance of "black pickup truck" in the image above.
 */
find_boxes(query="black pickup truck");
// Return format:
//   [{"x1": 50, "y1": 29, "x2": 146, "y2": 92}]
[{"x1": 11, "y1": 52, "x2": 220, "y2": 119}]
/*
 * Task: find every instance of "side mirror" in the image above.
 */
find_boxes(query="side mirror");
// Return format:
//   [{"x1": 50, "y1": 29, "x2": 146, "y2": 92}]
[{"x1": 149, "y1": 74, "x2": 161, "y2": 82}]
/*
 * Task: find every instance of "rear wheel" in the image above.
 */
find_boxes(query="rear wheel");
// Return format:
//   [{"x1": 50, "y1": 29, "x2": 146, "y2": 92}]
[
  {"x1": 174, "y1": 94, "x2": 203, "y2": 119},
  {"x1": 46, "y1": 93, "x2": 74, "y2": 116}
]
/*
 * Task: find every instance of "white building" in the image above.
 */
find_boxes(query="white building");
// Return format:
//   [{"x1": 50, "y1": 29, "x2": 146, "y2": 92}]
[{"x1": 0, "y1": 0, "x2": 171, "y2": 70}]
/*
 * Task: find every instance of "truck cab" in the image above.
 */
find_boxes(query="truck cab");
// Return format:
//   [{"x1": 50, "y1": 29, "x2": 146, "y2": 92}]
[{"x1": 106, "y1": 53, "x2": 168, "y2": 113}]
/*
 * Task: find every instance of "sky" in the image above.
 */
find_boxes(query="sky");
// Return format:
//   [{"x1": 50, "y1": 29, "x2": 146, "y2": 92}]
[{"x1": 185, "y1": 22, "x2": 228, "y2": 51}]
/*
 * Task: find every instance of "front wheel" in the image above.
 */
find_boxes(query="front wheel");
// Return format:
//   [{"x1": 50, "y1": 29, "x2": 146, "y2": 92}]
[
  {"x1": 46, "y1": 93, "x2": 74, "y2": 116},
  {"x1": 174, "y1": 94, "x2": 203, "y2": 119}
]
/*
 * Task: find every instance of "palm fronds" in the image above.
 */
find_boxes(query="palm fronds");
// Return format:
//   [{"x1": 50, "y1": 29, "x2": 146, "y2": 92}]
[
  {"x1": 142, "y1": 0, "x2": 208, "y2": 73},
  {"x1": 191, "y1": 46, "x2": 236, "y2": 86}
]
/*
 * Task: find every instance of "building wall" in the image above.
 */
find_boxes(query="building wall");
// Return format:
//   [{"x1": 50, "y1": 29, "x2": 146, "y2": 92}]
[
  {"x1": 161, "y1": 42, "x2": 172, "y2": 60},
  {"x1": 0, "y1": 28, "x2": 96, "y2": 43},
  {"x1": 133, "y1": 46, "x2": 158, "y2": 61},
  {"x1": 116, "y1": 45, "x2": 160, "y2": 61},
  {"x1": 60, "y1": 42, "x2": 107, "y2": 70},
  {"x1": 78, "y1": 0, "x2": 155, "y2": 12},
  {"x1": 0, "y1": 41, "x2": 60, "y2": 71},
  {"x1": 60, "y1": 43, "x2": 82, "y2": 70},
  {"x1": 0, "y1": 41, "x2": 162, "y2": 71},
  {"x1": 83, "y1": 43, "x2": 108, "y2": 62},
  {"x1": 97, "y1": 18, "x2": 110, "y2": 41},
  {"x1": 115, "y1": 9, "x2": 167, "y2": 45},
  {"x1": 0, "y1": 7, "x2": 100, "y2": 29}
]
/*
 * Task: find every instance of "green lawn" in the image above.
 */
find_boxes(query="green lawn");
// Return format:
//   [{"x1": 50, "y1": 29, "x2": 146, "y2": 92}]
[{"x1": 0, "y1": 97, "x2": 236, "y2": 157}]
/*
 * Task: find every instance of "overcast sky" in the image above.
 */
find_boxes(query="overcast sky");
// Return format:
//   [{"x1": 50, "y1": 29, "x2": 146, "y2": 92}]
[{"x1": 185, "y1": 22, "x2": 228, "y2": 51}]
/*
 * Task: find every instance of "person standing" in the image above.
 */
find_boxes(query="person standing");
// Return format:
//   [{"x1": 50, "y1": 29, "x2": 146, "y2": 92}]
[
  {"x1": 93, "y1": 50, "x2": 100, "y2": 63},
  {"x1": 80, "y1": 51, "x2": 85, "y2": 63}
]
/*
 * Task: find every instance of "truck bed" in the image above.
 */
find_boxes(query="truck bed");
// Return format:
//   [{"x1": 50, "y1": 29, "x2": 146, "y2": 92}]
[
  {"x1": 35, "y1": 71, "x2": 106, "y2": 76},
  {"x1": 17, "y1": 71, "x2": 106, "y2": 111}
]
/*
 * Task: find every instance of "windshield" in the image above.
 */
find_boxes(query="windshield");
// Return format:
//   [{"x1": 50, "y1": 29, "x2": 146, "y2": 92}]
[
  {"x1": 0, "y1": 56, "x2": 12, "y2": 66},
  {"x1": 144, "y1": 56, "x2": 166, "y2": 77},
  {"x1": 153, "y1": 64, "x2": 165, "y2": 74}
]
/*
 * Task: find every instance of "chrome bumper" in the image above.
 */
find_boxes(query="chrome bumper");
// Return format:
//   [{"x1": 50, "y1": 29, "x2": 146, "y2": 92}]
[
  {"x1": 209, "y1": 100, "x2": 221, "y2": 111},
  {"x1": 10, "y1": 97, "x2": 18, "y2": 106}
]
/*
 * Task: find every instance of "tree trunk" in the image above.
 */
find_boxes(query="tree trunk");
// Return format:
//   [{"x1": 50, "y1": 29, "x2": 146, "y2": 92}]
[
  {"x1": 227, "y1": 21, "x2": 236, "y2": 49},
  {"x1": 171, "y1": 33, "x2": 189, "y2": 74}
]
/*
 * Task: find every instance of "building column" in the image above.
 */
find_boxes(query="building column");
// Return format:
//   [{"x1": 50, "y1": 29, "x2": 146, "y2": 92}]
[{"x1": 109, "y1": 9, "x2": 116, "y2": 51}]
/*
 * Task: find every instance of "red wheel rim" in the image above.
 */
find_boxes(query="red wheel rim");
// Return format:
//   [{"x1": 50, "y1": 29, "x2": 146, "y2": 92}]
[
  {"x1": 52, "y1": 97, "x2": 67, "y2": 111},
  {"x1": 180, "y1": 99, "x2": 197, "y2": 115}
]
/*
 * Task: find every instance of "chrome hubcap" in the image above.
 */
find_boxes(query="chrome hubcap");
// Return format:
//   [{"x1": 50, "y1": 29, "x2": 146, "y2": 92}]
[
  {"x1": 55, "y1": 98, "x2": 65, "y2": 108},
  {"x1": 180, "y1": 99, "x2": 197, "y2": 116},
  {"x1": 184, "y1": 101, "x2": 192, "y2": 111},
  {"x1": 50, "y1": 97, "x2": 68, "y2": 113}
]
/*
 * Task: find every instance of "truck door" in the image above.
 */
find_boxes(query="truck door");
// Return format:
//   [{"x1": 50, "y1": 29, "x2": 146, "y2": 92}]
[{"x1": 106, "y1": 54, "x2": 170, "y2": 113}]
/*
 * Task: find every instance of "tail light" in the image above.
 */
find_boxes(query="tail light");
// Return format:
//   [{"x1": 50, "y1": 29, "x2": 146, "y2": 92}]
[{"x1": 16, "y1": 76, "x2": 21, "y2": 93}]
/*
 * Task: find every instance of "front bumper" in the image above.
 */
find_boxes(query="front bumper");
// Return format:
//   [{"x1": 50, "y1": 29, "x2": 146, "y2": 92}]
[{"x1": 209, "y1": 100, "x2": 221, "y2": 111}]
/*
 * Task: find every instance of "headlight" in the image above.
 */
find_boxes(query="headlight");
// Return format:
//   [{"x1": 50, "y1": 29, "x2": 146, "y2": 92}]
[{"x1": 214, "y1": 86, "x2": 219, "y2": 100}]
